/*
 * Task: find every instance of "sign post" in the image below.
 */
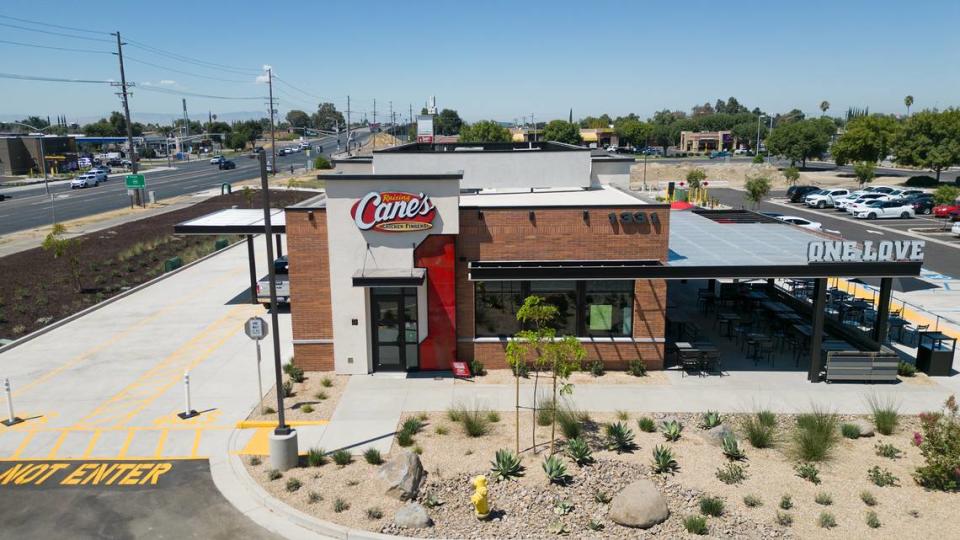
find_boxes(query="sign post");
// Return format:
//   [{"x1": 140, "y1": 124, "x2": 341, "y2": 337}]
[
  {"x1": 244, "y1": 316, "x2": 269, "y2": 414},
  {"x1": 125, "y1": 174, "x2": 146, "y2": 208}
]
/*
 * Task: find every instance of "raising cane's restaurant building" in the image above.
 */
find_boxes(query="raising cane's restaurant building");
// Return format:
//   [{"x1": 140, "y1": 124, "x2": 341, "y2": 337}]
[{"x1": 220, "y1": 141, "x2": 922, "y2": 378}]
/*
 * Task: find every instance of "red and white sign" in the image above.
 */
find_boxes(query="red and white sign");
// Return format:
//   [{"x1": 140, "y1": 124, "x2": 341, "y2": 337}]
[
  {"x1": 451, "y1": 361, "x2": 471, "y2": 378},
  {"x1": 351, "y1": 191, "x2": 437, "y2": 232}
]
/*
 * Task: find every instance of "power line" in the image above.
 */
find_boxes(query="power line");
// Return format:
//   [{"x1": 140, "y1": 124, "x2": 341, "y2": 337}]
[
  {"x1": 0, "y1": 38, "x2": 112, "y2": 54},
  {"x1": 0, "y1": 22, "x2": 113, "y2": 43},
  {"x1": 124, "y1": 55, "x2": 250, "y2": 83},
  {"x1": 0, "y1": 72, "x2": 113, "y2": 84},
  {"x1": 125, "y1": 39, "x2": 260, "y2": 75},
  {"x1": 138, "y1": 85, "x2": 265, "y2": 101},
  {"x1": 0, "y1": 13, "x2": 111, "y2": 35}
]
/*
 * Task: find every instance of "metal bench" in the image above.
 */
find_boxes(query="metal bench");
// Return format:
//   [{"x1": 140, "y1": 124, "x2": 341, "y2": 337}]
[{"x1": 825, "y1": 351, "x2": 899, "y2": 383}]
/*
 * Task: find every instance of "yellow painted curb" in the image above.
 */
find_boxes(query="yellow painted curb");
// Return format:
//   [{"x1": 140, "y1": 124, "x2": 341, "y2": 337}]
[{"x1": 235, "y1": 420, "x2": 329, "y2": 429}]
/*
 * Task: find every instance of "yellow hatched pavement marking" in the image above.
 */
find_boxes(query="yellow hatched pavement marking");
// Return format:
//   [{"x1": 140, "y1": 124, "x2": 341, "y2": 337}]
[
  {"x1": 82, "y1": 430, "x2": 102, "y2": 458},
  {"x1": 10, "y1": 432, "x2": 36, "y2": 459},
  {"x1": 45, "y1": 431, "x2": 69, "y2": 459},
  {"x1": 116, "y1": 430, "x2": 137, "y2": 458},
  {"x1": 189, "y1": 430, "x2": 203, "y2": 458},
  {"x1": 154, "y1": 428, "x2": 169, "y2": 458},
  {"x1": 71, "y1": 305, "x2": 253, "y2": 430}
]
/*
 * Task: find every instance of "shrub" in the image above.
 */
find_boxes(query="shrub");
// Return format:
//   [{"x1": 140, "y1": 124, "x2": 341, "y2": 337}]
[
  {"x1": 588, "y1": 360, "x2": 605, "y2": 377},
  {"x1": 841, "y1": 423, "x2": 861, "y2": 439},
  {"x1": 434, "y1": 425, "x2": 448, "y2": 435},
  {"x1": 716, "y1": 463, "x2": 746, "y2": 484},
  {"x1": 587, "y1": 519, "x2": 604, "y2": 531},
  {"x1": 446, "y1": 406, "x2": 463, "y2": 422},
  {"x1": 363, "y1": 448, "x2": 383, "y2": 465},
  {"x1": 904, "y1": 175, "x2": 938, "y2": 187},
  {"x1": 396, "y1": 430, "x2": 414, "y2": 447},
  {"x1": 752, "y1": 154, "x2": 764, "y2": 164},
  {"x1": 401, "y1": 417, "x2": 424, "y2": 435},
  {"x1": 776, "y1": 511, "x2": 793, "y2": 526},
  {"x1": 332, "y1": 449, "x2": 352, "y2": 466},
  {"x1": 683, "y1": 515, "x2": 708, "y2": 535},
  {"x1": 757, "y1": 410, "x2": 777, "y2": 427},
  {"x1": 913, "y1": 396, "x2": 960, "y2": 490},
  {"x1": 699, "y1": 495, "x2": 724, "y2": 516},
  {"x1": 627, "y1": 359, "x2": 647, "y2": 377},
  {"x1": 487, "y1": 411, "x2": 501, "y2": 423},
  {"x1": 552, "y1": 499, "x2": 573, "y2": 515},
  {"x1": 795, "y1": 462, "x2": 821, "y2": 484},
  {"x1": 461, "y1": 406, "x2": 491, "y2": 437},
  {"x1": 652, "y1": 444, "x2": 679, "y2": 474},
  {"x1": 511, "y1": 360, "x2": 530, "y2": 378},
  {"x1": 301, "y1": 404, "x2": 314, "y2": 414},
  {"x1": 637, "y1": 417, "x2": 656, "y2": 433},
  {"x1": 281, "y1": 380, "x2": 294, "y2": 398},
  {"x1": 721, "y1": 433, "x2": 746, "y2": 461},
  {"x1": 565, "y1": 437, "x2": 594, "y2": 466},
  {"x1": 898, "y1": 361, "x2": 917, "y2": 377},
  {"x1": 818, "y1": 511, "x2": 837, "y2": 529},
  {"x1": 307, "y1": 447, "x2": 327, "y2": 467},
  {"x1": 542, "y1": 455, "x2": 568, "y2": 484},
  {"x1": 267, "y1": 469, "x2": 282, "y2": 481},
  {"x1": 287, "y1": 365, "x2": 305, "y2": 383},
  {"x1": 594, "y1": 490, "x2": 612, "y2": 504},
  {"x1": 537, "y1": 398, "x2": 555, "y2": 426},
  {"x1": 793, "y1": 408, "x2": 839, "y2": 461},
  {"x1": 333, "y1": 497, "x2": 349, "y2": 513},
  {"x1": 286, "y1": 478, "x2": 302, "y2": 492},
  {"x1": 263, "y1": 406, "x2": 276, "y2": 414},
  {"x1": 320, "y1": 376, "x2": 333, "y2": 388},
  {"x1": 860, "y1": 490, "x2": 877, "y2": 506},
  {"x1": 468, "y1": 359, "x2": 487, "y2": 377},
  {"x1": 413, "y1": 444, "x2": 423, "y2": 455},
  {"x1": 743, "y1": 494, "x2": 762, "y2": 507},
  {"x1": 604, "y1": 422, "x2": 636, "y2": 453},
  {"x1": 868, "y1": 465, "x2": 899, "y2": 487},
  {"x1": 867, "y1": 395, "x2": 900, "y2": 436},
  {"x1": 615, "y1": 410, "x2": 629, "y2": 421},
  {"x1": 661, "y1": 419, "x2": 683, "y2": 441},
  {"x1": 875, "y1": 442, "x2": 903, "y2": 459},
  {"x1": 307, "y1": 491, "x2": 322, "y2": 504},
  {"x1": 491, "y1": 449, "x2": 524, "y2": 481},
  {"x1": 314, "y1": 156, "x2": 332, "y2": 170},
  {"x1": 866, "y1": 510, "x2": 881, "y2": 529},
  {"x1": 814, "y1": 491, "x2": 832, "y2": 505},
  {"x1": 314, "y1": 391, "x2": 327, "y2": 401},
  {"x1": 556, "y1": 403, "x2": 585, "y2": 439},
  {"x1": 249, "y1": 456, "x2": 261, "y2": 466},
  {"x1": 742, "y1": 415, "x2": 776, "y2": 448},
  {"x1": 779, "y1": 494, "x2": 793, "y2": 510},
  {"x1": 700, "y1": 411, "x2": 722, "y2": 429},
  {"x1": 366, "y1": 507, "x2": 383, "y2": 520}
]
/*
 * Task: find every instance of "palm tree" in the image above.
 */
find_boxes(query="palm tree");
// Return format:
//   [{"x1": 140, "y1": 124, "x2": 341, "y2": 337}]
[
  {"x1": 819, "y1": 101, "x2": 830, "y2": 116},
  {"x1": 904, "y1": 95, "x2": 914, "y2": 117}
]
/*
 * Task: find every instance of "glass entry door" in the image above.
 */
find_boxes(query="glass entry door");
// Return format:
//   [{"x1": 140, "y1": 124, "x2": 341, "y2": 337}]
[{"x1": 371, "y1": 287, "x2": 419, "y2": 372}]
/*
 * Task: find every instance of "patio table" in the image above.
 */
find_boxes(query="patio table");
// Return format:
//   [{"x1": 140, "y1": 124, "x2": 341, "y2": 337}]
[
  {"x1": 717, "y1": 311, "x2": 740, "y2": 337},
  {"x1": 761, "y1": 301, "x2": 793, "y2": 314}
]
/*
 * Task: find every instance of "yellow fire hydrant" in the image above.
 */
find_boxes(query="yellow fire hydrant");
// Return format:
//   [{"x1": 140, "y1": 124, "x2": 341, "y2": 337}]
[{"x1": 470, "y1": 475, "x2": 490, "y2": 519}]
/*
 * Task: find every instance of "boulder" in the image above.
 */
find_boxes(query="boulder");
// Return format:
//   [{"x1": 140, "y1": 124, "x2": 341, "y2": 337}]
[
  {"x1": 699, "y1": 423, "x2": 736, "y2": 447},
  {"x1": 850, "y1": 419, "x2": 875, "y2": 437},
  {"x1": 609, "y1": 480, "x2": 670, "y2": 529},
  {"x1": 394, "y1": 502, "x2": 432, "y2": 529},
  {"x1": 377, "y1": 451, "x2": 424, "y2": 500}
]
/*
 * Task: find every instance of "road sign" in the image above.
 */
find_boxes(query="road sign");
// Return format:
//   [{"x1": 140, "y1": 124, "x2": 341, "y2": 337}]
[
  {"x1": 125, "y1": 174, "x2": 145, "y2": 189},
  {"x1": 244, "y1": 317, "x2": 268, "y2": 340}
]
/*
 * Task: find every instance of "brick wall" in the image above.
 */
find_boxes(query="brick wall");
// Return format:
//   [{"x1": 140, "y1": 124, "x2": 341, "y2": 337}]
[
  {"x1": 456, "y1": 206, "x2": 670, "y2": 370},
  {"x1": 287, "y1": 208, "x2": 334, "y2": 371}
]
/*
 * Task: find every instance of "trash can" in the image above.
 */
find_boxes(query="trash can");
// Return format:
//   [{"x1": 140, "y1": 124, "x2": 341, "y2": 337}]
[
  {"x1": 916, "y1": 332, "x2": 956, "y2": 376},
  {"x1": 214, "y1": 238, "x2": 229, "y2": 250},
  {"x1": 163, "y1": 257, "x2": 183, "y2": 273}
]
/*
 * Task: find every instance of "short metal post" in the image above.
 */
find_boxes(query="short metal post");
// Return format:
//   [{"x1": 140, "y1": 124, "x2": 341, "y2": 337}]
[
  {"x1": 256, "y1": 340, "x2": 264, "y2": 414},
  {"x1": 2, "y1": 378, "x2": 22, "y2": 426},
  {"x1": 178, "y1": 370, "x2": 198, "y2": 419}
]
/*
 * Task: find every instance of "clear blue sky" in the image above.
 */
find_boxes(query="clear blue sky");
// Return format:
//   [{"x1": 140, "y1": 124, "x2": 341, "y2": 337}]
[{"x1": 1, "y1": 0, "x2": 957, "y2": 125}]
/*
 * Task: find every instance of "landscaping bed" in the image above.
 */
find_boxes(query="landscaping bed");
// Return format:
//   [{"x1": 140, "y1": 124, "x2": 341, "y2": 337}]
[
  {"x1": 0, "y1": 189, "x2": 316, "y2": 340},
  {"x1": 247, "y1": 369, "x2": 346, "y2": 422},
  {"x1": 245, "y1": 400, "x2": 959, "y2": 539}
]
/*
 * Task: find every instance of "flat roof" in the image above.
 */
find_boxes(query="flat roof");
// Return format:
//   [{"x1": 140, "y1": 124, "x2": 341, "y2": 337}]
[
  {"x1": 458, "y1": 184, "x2": 647, "y2": 208},
  {"x1": 174, "y1": 208, "x2": 286, "y2": 234},
  {"x1": 375, "y1": 141, "x2": 589, "y2": 153}
]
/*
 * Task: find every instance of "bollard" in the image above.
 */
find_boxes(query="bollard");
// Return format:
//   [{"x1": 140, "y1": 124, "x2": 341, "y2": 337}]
[
  {"x1": 178, "y1": 371, "x2": 198, "y2": 419},
  {"x1": 2, "y1": 378, "x2": 22, "y2": 426}
]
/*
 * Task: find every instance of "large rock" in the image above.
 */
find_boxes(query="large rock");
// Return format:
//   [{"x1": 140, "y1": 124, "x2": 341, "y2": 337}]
[
  {"x1": 377, "y1": 451, "x2": 424, "y2": 500},
  {"x1": 849, "y1": 419, "x2": 875, "y2": 438},
  {"x1": 609, "y1": 480, "x2": 670, "y2": 529},
  {"x1": 394, "y1": 502, "x2": 432, "y2": 529},
  {"x1": 699, "y1": 423, "x2": 736, "y2": 446}
]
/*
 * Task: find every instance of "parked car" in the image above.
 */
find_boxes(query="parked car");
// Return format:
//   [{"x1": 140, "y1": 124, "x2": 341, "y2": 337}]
[
  {"x1": 933, "y1": 202, "x2": 960, "y2": 218},
  {"x1": 278, "y1": 148, "x2": 291, "y2": 156},
  {"x1": 256, "y1": 256, "x2": 290, "y2": 307},
  {"x1": 709, "y1": 150, "x2": 730, "y2": 159},
  {"x1": 71, "y1": 172, "x2": 102, "y2": 189},
  {"x1": 106, "y1": 158, "x2": 124, "y2": 167},
  {"x1": 854, "y1": 200, "x2": 915, "y2": 219},
  {"x1": 210, "y1": 155, "x2": 225, "y2": 165},
  {"x1": 845, "y1": 193, "x2": 892, "y2": 214},
  {"x1": 805, "y1": 188, "x2": 850, "y2": 208},
  {"x1": 775, "y1": 215, "x2": 822, "y2": 230},
  {"x1": 91, "y1": 165, "x2": 111, "y2": 175},
  {"x1": 833, "y1": 190, "x2": 869, "y2": 210},
  {"x1": 865, "y1": 186, "x2": 895, "y2": 194},
  {"x1": 952, "y1": 221, "x2": 960, "y2": 237},
  {"x1": 787, "y1": 185, "x2": 820, "y2": 203},
  {"x1": 910, "y1": 197, "x2": 936, "y2": 215},
  {"x1": 218, "y1": 160, "x2": 236, "y2": 170}
]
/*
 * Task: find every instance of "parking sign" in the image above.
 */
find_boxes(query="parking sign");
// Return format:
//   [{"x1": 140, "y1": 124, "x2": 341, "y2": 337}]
[{"x1": 244, "y1": 317, "x2": 268, "y2": 340}]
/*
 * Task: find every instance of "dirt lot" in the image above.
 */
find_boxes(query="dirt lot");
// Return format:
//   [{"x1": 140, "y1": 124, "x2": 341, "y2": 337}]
[
  {"x1": 0, "y1": 189, "x2": 316, "y2": 340},
  {"x1": 247, "y1": 406, "x2": 954, "y2": 539}
]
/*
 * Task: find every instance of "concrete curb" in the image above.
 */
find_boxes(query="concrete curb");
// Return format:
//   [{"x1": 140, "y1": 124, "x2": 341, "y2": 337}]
[
  {"x1": 211, "y1": 428, "x2": 412, "y2": 540},
  {"x1": 0, "y1": 238, "x2": 246, "y2": 354}
]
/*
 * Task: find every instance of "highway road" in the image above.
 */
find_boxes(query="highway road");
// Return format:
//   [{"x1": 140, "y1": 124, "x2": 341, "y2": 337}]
[{"x1": 0, "y1": 129, "x2": 371, "y2": 236}]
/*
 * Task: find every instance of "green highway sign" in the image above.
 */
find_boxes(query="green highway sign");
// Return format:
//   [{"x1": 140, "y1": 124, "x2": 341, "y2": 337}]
[{"x1": 125, "y1": 174, "x2": 145, "y2": 189}]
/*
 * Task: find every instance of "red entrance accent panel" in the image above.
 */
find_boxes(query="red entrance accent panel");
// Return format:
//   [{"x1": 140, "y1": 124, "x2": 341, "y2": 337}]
[{"x1": 414, "y1": 235, "x2": 456, "y2": 370}]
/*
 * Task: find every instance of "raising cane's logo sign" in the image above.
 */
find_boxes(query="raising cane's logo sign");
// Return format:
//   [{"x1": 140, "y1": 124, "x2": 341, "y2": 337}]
[{"x1": 351, "y1": 191, "x2": 437, "y2": 232}]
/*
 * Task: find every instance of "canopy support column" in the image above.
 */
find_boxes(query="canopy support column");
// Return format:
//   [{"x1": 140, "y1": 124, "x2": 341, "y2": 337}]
[
  {"x1": 275, "y1": 234, "x2": 283, "y2": 258},
  {"x1": 247, "y1": 235, "x2": 258, "y2": 304},
  {"x1": 873, "y1": 277, "x2": 893, "y2": 345},
  {"x1": 807, "y1": 278, "x2": 827, "y2": 382}
]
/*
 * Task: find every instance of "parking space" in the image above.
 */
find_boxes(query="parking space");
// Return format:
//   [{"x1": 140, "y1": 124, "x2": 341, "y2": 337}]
[{"x1": 774, "y1": 197, "x2": 960, "y2": 242}]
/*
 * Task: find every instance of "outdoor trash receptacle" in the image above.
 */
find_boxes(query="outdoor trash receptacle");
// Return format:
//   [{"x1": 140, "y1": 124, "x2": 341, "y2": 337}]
[
  {"x1": 916, "y1": 331, "x2": 956, "y2": 377},
  {"x1": 164, "y1": 257, "x2": 183, "y2": 273},
  {"x1": 214, "y1": 238, "x2": 229, "y2": 250}
]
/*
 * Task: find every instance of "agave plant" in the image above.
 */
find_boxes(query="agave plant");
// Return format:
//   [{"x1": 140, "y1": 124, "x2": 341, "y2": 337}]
[
  {"x1": 490, "y1": 448, "x2": 524, "y2": 481},
  {"x1": 604, "y1": 421, "x2": 636, "y2": 453},
  {"x1": 701, "y1": 411, "x2": 722, "y2": 429},
  {"x1": 661, "y1": 419, "x2": 683, "y2": 442},
  {"x1": 542, "y1": 455, "x2": 569, "y2": 484},
  {"x1": 721, "y1": 433, "x2": 746, "y2": 461},
  {"x1": 652, "y1": 444, "x2": 679, "y2": 474},
  {"x1": 553, "y1": 499, "x2": 574, "y2": 515},
  {"x1": 565, "y1": 437, "x2": 594, "y2": 466}
]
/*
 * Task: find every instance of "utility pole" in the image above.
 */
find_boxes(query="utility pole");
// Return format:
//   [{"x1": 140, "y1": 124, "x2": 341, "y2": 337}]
[
  {"x1": 389, "y1": 101, "x2": 393, "y2": 138},
  {"x1": 111, "y1": 31, "x2": 138, "y2": 175},
  {"x1": 372, "y1": 99, "x2": 377, "y2": 151},
  {"x1": 267, "y1": 67, "x2": 277, "y2": 174},
  {"x1": 531, "y1": 112, "x2": 536, "y2": 143},
  {"x1": 346, "y1": 95, "x2": 351, "y2": 156}
]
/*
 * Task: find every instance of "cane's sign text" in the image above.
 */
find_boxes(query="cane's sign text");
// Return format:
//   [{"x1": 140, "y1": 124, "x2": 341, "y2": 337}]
[{"x1": 351, "y1": 191, "x2": 437, "y2": 232}]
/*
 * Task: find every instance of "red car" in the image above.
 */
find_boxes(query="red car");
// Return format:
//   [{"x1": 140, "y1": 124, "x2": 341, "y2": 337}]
[{"x1": 933, "y1": 203, "x2": 960, "y2": 218}]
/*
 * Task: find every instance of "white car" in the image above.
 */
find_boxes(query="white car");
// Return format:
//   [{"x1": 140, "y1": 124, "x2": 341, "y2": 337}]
[
  {"x1": 71, "y1": 172, "x2": 102, "y2": 189},
  {"x1": 805, "y1": 188, "x2": 850, "y2": 209},
  {"x1": 854, "y1": 200, "x2": 915, "y2": 220},
  {"x1": 776, "y1": 215, "x2": 822, "y2": 230},
  {"x1": 952, "y1": 221, "x2": 960, "y2": 238},
  {"x1": 210, "y1": 155, "x2": 225, "y2": 164},
  {"x1": 833, "y1": 190, "x2": 869, "y2": 210},
  {"x1": 845, "y1": 194, "x2": 892, "y2": 214},
  {"x1": 865, "y1": 186, "x2": 895, "y2": 194}
]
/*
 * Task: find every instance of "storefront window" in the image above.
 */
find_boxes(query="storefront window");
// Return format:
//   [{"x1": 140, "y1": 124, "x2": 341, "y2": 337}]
[
  {"x1": 583, "y1": 281, "x2": 633, "y2": 337},
  {"x1": 474, "y1": 281, "x2": 524, "y2": 337},
  {"x1": 529, "y1": 281, "x2": 578, "y2": 336}
]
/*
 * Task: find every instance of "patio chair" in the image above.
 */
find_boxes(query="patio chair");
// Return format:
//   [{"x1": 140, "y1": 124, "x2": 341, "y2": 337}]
[
  {"x1": 702, "y1": 350, "x2": 724, "y2": 376},
  {"x1": 905, "y1": 323, "x2": 929, "y2": 346},
  {"x1": 680, "y1": 350, "x2": 703, "y2": 378}
]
